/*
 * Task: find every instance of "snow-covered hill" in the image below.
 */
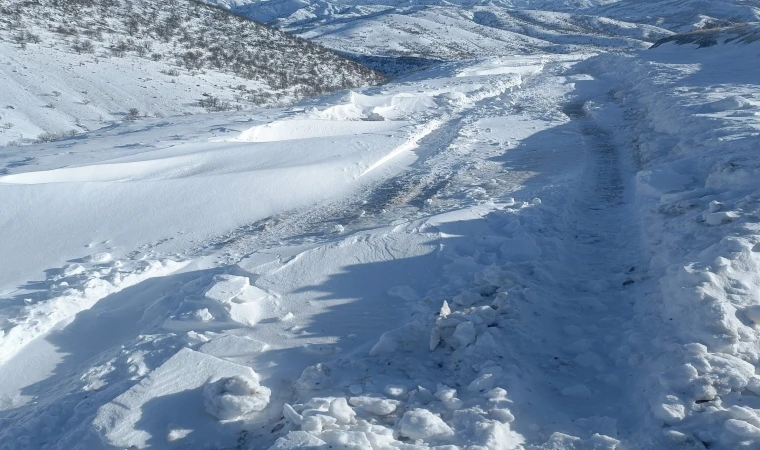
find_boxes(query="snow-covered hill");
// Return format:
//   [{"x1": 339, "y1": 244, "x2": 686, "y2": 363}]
[
  {"x1": 205, "y1": 0, "x2": 760, "y2": 73},
  {"x1": 598, "y1": 0, "x2": 760, "y2": 32},
  {"x1": 204, "y1": 0, "x2": 672, "y2": 69},
  {"x1": 0, "y1": 0, "x2": 383, "y2": 146}
]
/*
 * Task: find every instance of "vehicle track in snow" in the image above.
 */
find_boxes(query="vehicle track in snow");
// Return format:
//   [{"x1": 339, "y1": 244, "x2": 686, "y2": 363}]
[
  {"x1": 506, "y1": 98, "x2": 658, "y2": 446},
  {"x1": 203, "y1": 66, "x2": 663, "y2": 445},
  {"x1": 184, "y1": 70, "x2": 541, "y2": 266}
]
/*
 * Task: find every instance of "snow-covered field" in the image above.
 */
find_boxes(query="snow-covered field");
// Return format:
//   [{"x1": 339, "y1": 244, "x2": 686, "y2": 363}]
[{"x1": 3, "y1": 3, "x2": 760, "y2": 450}]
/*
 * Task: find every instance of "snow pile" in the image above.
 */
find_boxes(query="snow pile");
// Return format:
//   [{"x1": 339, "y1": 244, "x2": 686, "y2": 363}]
[
  {"x1": 94, "y1": 348, "x2": 269, "y2": 448},
  {"x1": 581, "y1": 31, "x2": 760, "y2": 448},
  {"x1": 204, "y1": 375, "x2": 271, "y2": 420}
]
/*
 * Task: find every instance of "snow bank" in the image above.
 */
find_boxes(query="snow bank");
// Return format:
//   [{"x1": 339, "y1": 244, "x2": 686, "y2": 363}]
[
  {"x1": 581, "y1": 33, "x2": 760, "y2": 448},
  {"x1": 0, "y1": 257, "x2": 185, "y2": 365},
  {"x1": 0, "y1": 59, "x2": 522, "y2": 292}
]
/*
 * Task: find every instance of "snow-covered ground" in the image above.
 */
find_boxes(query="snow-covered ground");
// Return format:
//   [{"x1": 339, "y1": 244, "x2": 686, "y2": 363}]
[
  {"x1": 0, "y1": 0, "x2": 382, "y2": 147},
  {"x1": 2, "y1": 9, "x2": 760, "y2": 450}
]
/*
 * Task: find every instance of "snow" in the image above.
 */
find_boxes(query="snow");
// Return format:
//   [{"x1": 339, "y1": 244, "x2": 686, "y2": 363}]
[
  {"x1": 205, "y1": 0, "x2": 672, "y2": 70},
  {"x1": 398, "y1": 408, "x2": 454, "y2": 440},
  {"x1": 203, "y1": 375, "x2": 272, "y2": 421},
  {"x1": 93, "y1": 348, "x2": 266, "y2": 448},
  {"x1": 3, "y1": 5, "x2": 760, "y2": 450}
]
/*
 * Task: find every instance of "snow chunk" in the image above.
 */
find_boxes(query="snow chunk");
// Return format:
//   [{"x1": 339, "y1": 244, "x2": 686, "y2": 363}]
[
  {"x1": 203, "y1": 375, "x2": 271, "y2": 420},
  {"x1": 383, "y1": 384, "x2": 407, "y2": 398},
  {"x1": 652, "y1": 395, "x2": 686, "y2": 424},
  {"x1": 84, "y1": 252, "x2": 113, "y2": 263},
  {"x1": 369, "y1": 322, "x2": 427, "y2": 355},
  {"x1": 440, "y1": 300, "x2": 452, "y2": 318},
  {"x1": 703, "y1": 210, "x2": 738, "y2": 225},
  {"x1": 322, "y1": 430, "x2": 373, "y2": 449},
  {"x1": 348, "y1": 396, "x2": 400, "y2": 416},
  {"x1": 204, "y1": 274, "x2": 265, "y2": 325},
  {"x1": 269, "y1": 431, "x2": 326, "y2": 449},
  {"x1": 452, "y1": 321, "x2": 477, "y2": 348},
  {"x1": 329, "y1": 397, "x2": 357, "y2": 424},
  {"x1": 468, "y1": 366, "x2": 503, "y2": 393},
  {"x1": 194, "y1": 308, "x2": 213, "y2": 321},
  {"x1": 538, "y1": 432, "x2": 619, "y2": 449},
  {"x1": 398, "y1": 409, "x2": 454, "y2": 440},
  {"x1": 490, "y1": 408, "x2": 516, "y2": 423},
  {"x1": 725, "y1": 419, "x2": 760, "y2": 439},
  {"x1": 166, "y1": 428, "x2": 192, "y2": 442},
  {"x1": 204, "y1": 274, "x2": 252, "y2": 302},
  {"x1": 743, "y1": 305, "x2": 760, "y2": 325},
  {"x1": 435, "y1": 386, "x2": 464, "y2": 409},
  {"x1": 297, "y1": 363, "x2": 332, "y2": 391},
  {"x1": 62, "y1": 263, "x2": 87, "y2": 277},
  {"x1": 94, "y1": 348, "x2": 261, "y2": 449}
]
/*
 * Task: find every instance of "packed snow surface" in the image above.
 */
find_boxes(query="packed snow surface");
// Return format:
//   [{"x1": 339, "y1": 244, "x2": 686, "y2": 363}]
[{"x1": 2, "y1": 15, "x2": 760, "y2": 450}]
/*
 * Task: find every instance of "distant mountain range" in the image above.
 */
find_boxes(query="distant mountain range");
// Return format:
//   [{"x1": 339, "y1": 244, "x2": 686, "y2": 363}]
[{"x1": 205, "y1": 0, "x2": 760, "y2": 65}]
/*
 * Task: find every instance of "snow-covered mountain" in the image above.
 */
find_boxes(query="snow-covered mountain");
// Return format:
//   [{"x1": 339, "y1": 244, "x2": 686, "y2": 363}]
[
  {"x1": 598, "y1": 0, "x2": 760, "y2": 32},
  {"x1": 205, "y1": 0, "x2": 760, "y2": 72},
  {"x1": 0, "y1": 0, "x2": 383, "y2": 146},
  {"x1": 205, "y1": 0, "x2": 673, "y2": 67},
  {"x1": 220, "y1": 0, "x2": 760, "y2": 31}
]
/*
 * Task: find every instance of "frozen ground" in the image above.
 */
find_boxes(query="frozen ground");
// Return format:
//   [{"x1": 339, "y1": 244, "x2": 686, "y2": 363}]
[{"x1": 2, "y1": 23, "x2": 760, "y2": 450}]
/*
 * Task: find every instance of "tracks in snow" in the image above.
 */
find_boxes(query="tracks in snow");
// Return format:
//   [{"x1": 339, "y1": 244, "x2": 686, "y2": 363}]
[
  {"x1": 189, "y1": 80, "x2": 530, "y2": 265},
  {"x1": 0, "y1": 60, "x2": 669, "y2": 449},
  {"x1": 189, "y1": 68, "x2": 663, "y2": 444},
  {"x1": 509, "y1": 98, "x2": 656, "y2": 445}
]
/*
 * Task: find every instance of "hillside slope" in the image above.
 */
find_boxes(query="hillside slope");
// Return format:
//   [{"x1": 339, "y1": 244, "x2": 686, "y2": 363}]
[
  {"x1": 203, "y1": 0, "x2": 673, "y2": 65},
  {"x1": 206, "y1": 0, "x2": 760, "y2": 72},
  {"x1": 597, "y1": 0, "x2": 760, "y2": 32},
  {"x1": 0, "y1": 0, "x2": 383, "y2": 146}
]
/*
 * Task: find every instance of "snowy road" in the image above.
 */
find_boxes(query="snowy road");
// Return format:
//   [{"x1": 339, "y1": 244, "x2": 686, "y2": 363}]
[
  {"x1": 2, "y1": 34, "x2": 760, "y2": 449},
  {"x1": 0, "y1": 54, "x2": 659, "y2": 449}
]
